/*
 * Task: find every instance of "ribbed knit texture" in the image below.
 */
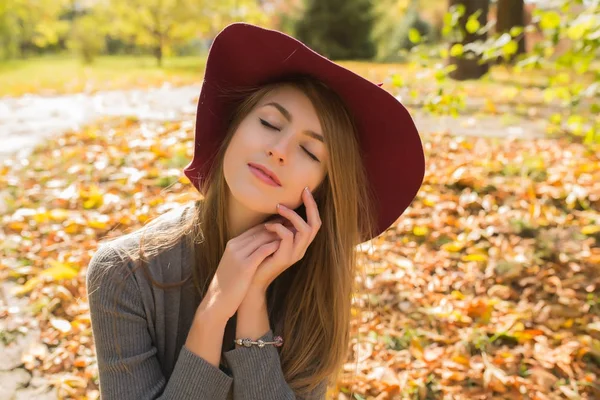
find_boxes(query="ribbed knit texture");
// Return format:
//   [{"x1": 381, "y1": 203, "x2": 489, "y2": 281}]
[{"x1": 86, "y1": 201, "x2": 328, "y2": 399}]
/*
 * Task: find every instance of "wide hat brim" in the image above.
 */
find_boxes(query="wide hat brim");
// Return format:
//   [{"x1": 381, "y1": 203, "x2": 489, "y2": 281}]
[{"x1": 184, "y1": 23, "x2": 425, "y2": 241}]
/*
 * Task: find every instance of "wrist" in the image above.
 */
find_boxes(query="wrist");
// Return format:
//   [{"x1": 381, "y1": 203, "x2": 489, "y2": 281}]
[
  {"x1": 242, "y1": 286, "x2": 267, "y2": 307},
  {"x1": 195, "y1": 302, "x2": 230, "y2": 328}
]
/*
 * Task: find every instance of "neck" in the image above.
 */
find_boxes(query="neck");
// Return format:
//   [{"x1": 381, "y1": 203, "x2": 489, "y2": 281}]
[{"x1": 226, "y1": 191, "x2": 271, "y2": 239}]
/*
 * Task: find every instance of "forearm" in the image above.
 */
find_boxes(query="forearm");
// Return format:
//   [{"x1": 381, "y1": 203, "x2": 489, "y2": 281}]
[
  {"x1": 235, "y1": 287, "x2": 270, "y2": 347},
  {"x1": 185, "y1": 307, "x2": 228, "y2": 368}
]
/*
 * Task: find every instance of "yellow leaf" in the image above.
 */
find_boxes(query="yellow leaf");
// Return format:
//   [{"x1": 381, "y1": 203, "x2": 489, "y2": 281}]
[
  {"x1": 451, "y1": 290, "x2": 465, "y2": 300},
  {"x1": 582, "y1": 225, "x2": 600, "y2": 235},
  {"x1": 442, "y1": 242, "x2": 464, "y2": 252},
  {"x1": 485, "y1": 98, "x2": 497, "y2": 114},
  {"x1": 179, "y1": 175, "x2": 191, "y2": 184},
  {"x1": 88, "y1": 214, "x2": 110, "y2": 229},
  {"x1": 40, "y1": 261, "x2": 78, "y2": 281},
  {"x1": 8, "y1": 221, "x2": 25, "y2": 231},
  {"x1": 462, "y1": 254, "x2": 488, "y2": 262},
  {"x1": 33, "y1": 211, "x2": 50, "y2": 224},
  {"x1": 80, "y1": 184, "x2": 104, "y2": 209},
  {"x1": 64, "y1": 221, "x2": 81, "y2": 234},
  {"x1": 413, "y1": 226, "x2": 429, "y2": 236},
  {"x1": 562, "y1": 319, "x2": 574, "y2": 328},
  {"x1": 452, "y1": 354, "x2": 470, "y2": 366},
  {"x1": 423, "y1": 196, "x2": 436, "y2": 207},
  {"x1": 11, "y1": 277, "x2": 41, "y2": 296},
  {"x1": 410, "y1": 337, "x2": 424, "y2": 360},
  {"x1": 88, "y1": 219, "x2": 107, "y2": 229}
]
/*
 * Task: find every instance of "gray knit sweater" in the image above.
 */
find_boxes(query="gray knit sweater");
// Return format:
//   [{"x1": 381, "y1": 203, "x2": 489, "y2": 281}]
[{"x1": 86, "y1": 201, "x2": 327, "y2": 399}]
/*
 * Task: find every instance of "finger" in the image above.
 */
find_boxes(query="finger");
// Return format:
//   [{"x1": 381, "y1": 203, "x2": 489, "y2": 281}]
[
  {"x1": 247, "y1": 240, "x2": 280, "y2": 268},
  {"x1": 264, "y1": 223, "x2": 294, "y2": 256},
  {"x1": 273, "y1": 206, "x2": 308, "y2": 255},
  {"x1": 231, "y1": 222, "x2": 270, "y2": 245},
  {"x1": 302, "y1": 187, "x2": 322, "y2": 240},
  {"x1": 276, "y1": 204, "x2": 307, "y2": 236},
  {"x1": 240, "y1": 229, "x2": 279, "y2": 257}
]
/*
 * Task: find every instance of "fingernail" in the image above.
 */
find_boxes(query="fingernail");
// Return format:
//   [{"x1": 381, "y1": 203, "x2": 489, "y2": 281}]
[
  {"x1": 304, "y1": 186, "x2": 310, "y2": 193},
  {"x1": 276, "y1": 203, "x2": 280, "y2": 209}
]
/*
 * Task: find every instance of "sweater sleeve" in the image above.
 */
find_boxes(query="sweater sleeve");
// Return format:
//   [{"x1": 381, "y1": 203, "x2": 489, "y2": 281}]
[
  {"x1": 86, "y1": 244, "x2": 233, "y2": 400},
  {"x1": 223, "y1": 329, "x2": 328, "y2": 399}
]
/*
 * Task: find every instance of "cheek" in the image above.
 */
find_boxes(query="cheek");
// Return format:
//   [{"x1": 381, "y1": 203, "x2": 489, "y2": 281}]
[
  {"x1": 285, "y1": 168, "x2": 326, "y2": 208},
  {"x1": 223, "y1": 137, "x2": 242, "y2": 180}
]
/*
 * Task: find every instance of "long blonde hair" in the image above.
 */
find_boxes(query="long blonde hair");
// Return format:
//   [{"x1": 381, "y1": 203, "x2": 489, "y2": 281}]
[{"x1": 108, "y1": 74, "x2": 376, "y2": 396}]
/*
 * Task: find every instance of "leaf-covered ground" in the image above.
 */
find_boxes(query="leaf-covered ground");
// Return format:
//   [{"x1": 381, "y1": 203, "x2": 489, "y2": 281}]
[{"x1": 0, "y1": 116, "x2": 598, "y2": 399}]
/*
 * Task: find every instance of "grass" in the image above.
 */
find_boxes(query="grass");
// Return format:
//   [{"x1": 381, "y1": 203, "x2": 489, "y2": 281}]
[
  {"x1": 0, "y1": 53, "x2": 558, "y2": 98},
  {"x1": 0, "y1": 54, "x2": 208, "y2": 97}
]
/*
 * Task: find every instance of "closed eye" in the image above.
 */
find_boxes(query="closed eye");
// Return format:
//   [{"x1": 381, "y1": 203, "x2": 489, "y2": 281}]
[
  {"x1": 259, "y1": 118, "x2": 279, "y2": 130},
  {"x1": 301, "y1": 146, "x2": 320, "y2": 162}
]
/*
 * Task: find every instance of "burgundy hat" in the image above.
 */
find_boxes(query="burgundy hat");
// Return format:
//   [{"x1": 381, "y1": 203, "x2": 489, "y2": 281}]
[{"x1": 183, "y1": 23, "x2": 425, "y2": 240}]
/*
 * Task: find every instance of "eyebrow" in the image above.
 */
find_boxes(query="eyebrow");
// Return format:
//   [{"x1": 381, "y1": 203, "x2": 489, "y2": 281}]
[{"x1": 263, "y1": 102, "x2": 325, "y2": 143}]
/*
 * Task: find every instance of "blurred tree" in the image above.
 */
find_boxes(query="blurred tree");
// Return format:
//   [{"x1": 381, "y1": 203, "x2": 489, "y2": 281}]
[
  {"x1": 107, "y1": 0, "x2": 204, "y2": 67},
  {"x1": 495, "y1": 0, "x2": 526, "y2": 63},
  {"x1": 107, "y1": 0, "x2": 271, "y2": 66},
  {"x1": 446, "y1": 0, "x2": 490, "y2": 80},
  {"x1": 372, "y1": 0, "x2": 434, "y2": 62},
  {"x1": 295, "y1": 0, "x2": 376, "y2": 60},
  {"x1": 0, "y1": 0, "x2": 70, "y2": 60},
  {"x1": 67, "y1": 10, "x2": 108, "y2": 64}
]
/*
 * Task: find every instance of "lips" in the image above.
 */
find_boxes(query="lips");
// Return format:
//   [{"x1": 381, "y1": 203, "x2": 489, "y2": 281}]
[{"x1": 248, "y1": 162, "x2": 282, "y2": 186}]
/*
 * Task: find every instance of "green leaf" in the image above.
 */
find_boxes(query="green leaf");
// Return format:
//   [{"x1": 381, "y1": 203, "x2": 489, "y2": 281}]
[
  {"x1": 540, "y1": 11, "x2": 561, "y2": 30},
  {"x1": 503, "y1": 40, "x2": 518, "y2": 57},
  {"x1": 509, "y1": 26, "x2": 524, "y2": 37},
  {"x1": 391, "y1": 74, "x2": 404, "y2": 87},
  {"x1": 408, "y1": 28, "x2": 422, "y2": 44},
  {"x1": 466, "y1": 18, "x2": 480, "y2": 34},
  {"x1": 450, "y1": 43, "x2": 464, "y2": 57},
  {"x1": 566, "y1": 15, "x2": 594, "y2": 41}
]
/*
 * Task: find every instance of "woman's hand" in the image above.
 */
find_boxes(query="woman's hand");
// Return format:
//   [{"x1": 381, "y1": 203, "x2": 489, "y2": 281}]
[
  {"x1": 250, "y1": 187, "x2": 322, "y2": 292},
  {"x1": 198, "y1": 222, "x2": 281, "y2": 321}
]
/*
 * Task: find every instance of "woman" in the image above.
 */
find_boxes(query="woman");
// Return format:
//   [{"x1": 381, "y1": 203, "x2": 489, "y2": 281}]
[{"x1": 86, "y1": 23, "x2": 425, "y2": 400}]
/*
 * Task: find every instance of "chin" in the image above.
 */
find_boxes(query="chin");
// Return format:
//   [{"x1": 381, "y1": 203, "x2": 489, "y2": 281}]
[{"x1": 226, "y1": 176, "x2": 277, "y2": 214}]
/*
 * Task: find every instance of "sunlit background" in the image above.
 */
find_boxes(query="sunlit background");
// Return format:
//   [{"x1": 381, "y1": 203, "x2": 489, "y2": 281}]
[{"x1": 0, "y1": 0, "x2": 599, "y2": 399}]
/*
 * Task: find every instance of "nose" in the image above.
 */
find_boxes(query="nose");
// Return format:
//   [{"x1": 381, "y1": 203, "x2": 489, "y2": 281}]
[
  {"x1": 266, "y1": 134, "x2": 292, "y2": 164},
  {"x1": 267, "y1": 149, "x2": 284, "y2": 164}
]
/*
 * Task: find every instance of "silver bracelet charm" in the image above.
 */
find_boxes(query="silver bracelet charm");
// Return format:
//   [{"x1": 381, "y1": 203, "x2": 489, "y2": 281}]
[{"x1": 234, "y1": 335, "x2": 284, "y2": 348}]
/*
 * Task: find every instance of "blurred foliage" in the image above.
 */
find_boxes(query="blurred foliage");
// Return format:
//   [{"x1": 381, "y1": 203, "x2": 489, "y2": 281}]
[
  {"x1": 372, "y1": 0, "x2": 437, "y2": 62},
  {"x1": 103, "y1": 0, "x2": 272, "y2": 66},
  {"x1": 0, "y1": 0, "x2": 274, "y2": 65},
  {"x1": 0, "y1": 0, "x2": 70, "y2": 59},
  {"x1": 401, "y1": 0, "x2": 600, "y2": 145},
  {"x1": 294, "y1": 0, "x2": 377, "y2": 60},
  {"x1": 66, "y1": 12, "x2": 108, "y2": 64}
]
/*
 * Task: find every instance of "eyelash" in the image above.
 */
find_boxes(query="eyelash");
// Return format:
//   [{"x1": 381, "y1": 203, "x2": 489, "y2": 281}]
[{"x1": 259, "y1": 118, "x2": 320, "y2": 162}]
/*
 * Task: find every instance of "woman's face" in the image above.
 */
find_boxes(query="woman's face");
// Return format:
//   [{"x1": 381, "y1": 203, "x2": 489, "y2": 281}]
[{"x1": 223, "y1": 84, "x2": 328, "y2": 214}]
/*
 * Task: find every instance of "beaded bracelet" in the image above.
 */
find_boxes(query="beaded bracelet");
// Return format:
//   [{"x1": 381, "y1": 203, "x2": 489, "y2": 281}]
[{"x1": 234, "y1": 335, "x2": 284, "y2": 348}]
